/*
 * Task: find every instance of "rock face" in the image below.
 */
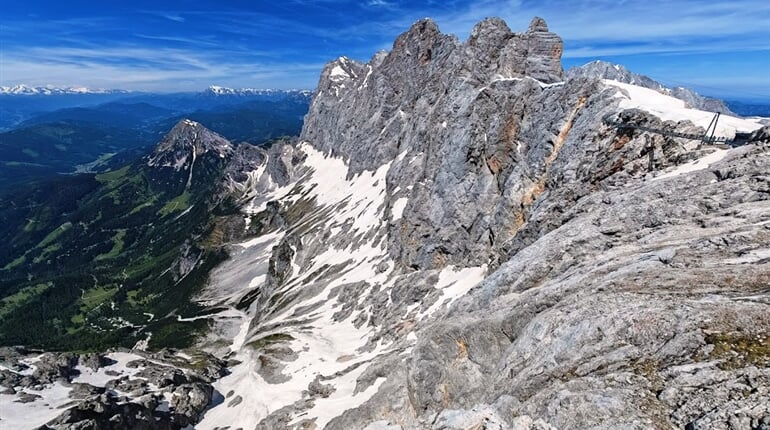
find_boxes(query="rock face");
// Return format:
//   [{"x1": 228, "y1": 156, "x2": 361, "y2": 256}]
[
  {"x1": 302, "y1": 17, "x2": 581, "y2": 271},
  {"x1": 182, "y1": 16, "x2": 770, "y2": 430},
  {"x1": 750, "y1": 125, "x2": 770, "y2": 144},
  {"x1": 567, "y1": 60, "x2": 734, "y2": 114}
]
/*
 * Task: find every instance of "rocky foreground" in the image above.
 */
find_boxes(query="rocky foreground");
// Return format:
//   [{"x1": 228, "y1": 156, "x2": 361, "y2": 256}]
[
  {"x1": 3, "y1": 16, "x2": 770, "y2": 430},
  {"x1": 0, "y1": 346, "x2": 227, "y2": 429}
]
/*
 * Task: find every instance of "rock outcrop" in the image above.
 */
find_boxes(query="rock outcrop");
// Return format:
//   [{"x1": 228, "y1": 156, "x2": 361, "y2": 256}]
[{"x1": 0, "y1": 347, "x2": 226, "y2": 429}]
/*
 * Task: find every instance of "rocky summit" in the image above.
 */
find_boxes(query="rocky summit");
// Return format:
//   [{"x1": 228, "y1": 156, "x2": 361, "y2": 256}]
[{"x1": 3, "y1": 17, "x2": 770, "y2": 430}]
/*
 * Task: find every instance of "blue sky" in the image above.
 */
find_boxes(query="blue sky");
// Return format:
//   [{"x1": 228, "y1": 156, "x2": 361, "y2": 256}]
[{"x1": 1, "y1": 0, "x2": 769, "y2": 100}]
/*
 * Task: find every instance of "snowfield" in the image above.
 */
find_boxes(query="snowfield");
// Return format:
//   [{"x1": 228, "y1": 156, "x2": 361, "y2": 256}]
[{"x1": 605, "y1": 80, "x2": 763, "y2": 138}]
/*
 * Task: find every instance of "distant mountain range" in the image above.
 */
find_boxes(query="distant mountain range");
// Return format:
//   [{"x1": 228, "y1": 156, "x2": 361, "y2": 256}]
[
  {"x1": 0, "y1": 86, "x2": 313, "y2": 130},
  {"x1": 204, "y1": 85, "x2": 312, "y2": 97},
  {"x1": 0, "y1": 84, "x2": 130, "y2": 96},
  {"x1": 1, "y1": 83, "x2": 312, "y2": 98}
]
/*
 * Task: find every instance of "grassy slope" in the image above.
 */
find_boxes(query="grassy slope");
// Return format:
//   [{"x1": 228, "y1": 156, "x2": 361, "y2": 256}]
[{"x1": 0, "y1": 154, "x2": 232, "y2": 351}]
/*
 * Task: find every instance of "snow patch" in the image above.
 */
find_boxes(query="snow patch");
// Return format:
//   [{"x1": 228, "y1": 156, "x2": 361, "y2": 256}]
[
  {"x1": 652, "y1": 148, "x2": 729, "y2": 181},
  {"x1": 419, "y1": 265, "x2": 488, "y2": 319},
  {"x1": 605, "y1": 80, "x2": 762, "y2": 137},
  {"x1": 0, "y1": 382, "x2": 73, "y2": 429},
  {"x1": 292, "y1": 373, "x2": 387, "y2": 428},
  {"x1": 197, "y1": 145, "x2": 398, "y2": 430},
  {"x1": 391, "y1": 197, "x2": 408, "y2": 221},
  {"x1": 72, "y1": 352, "x2": 145, "y2": 387}
]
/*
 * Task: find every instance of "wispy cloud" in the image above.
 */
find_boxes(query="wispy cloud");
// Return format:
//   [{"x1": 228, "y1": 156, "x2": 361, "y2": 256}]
[
  {"x1": 162, "y1": 13, "x2": 185, "y2": 22},
  {"x1": 367, "y1": 0, "x2": 396, "y2": 7},
  {"x1": 139, "y1": 10, "x2": 186, "y2": 22},
  {"x1": 0, "y1": 44, "x2": 325, "y2": 91}
]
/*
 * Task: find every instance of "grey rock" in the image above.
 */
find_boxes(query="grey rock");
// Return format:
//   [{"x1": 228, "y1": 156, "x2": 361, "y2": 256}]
[
  {"x1": 21, "y1": 352, "x2": 80, "y2": 385},
  {"x1": 77, "y1": 354, "x2": 114, "y2": 372},
  {"x1": 432, "y1": 406, "x2": 508, "y2": 429},
  {"x1": 68, "y1": 383, "x2": 105, "y2": 400},
  {"x1": 750, "y1": 125, "x2": 770, "y2": 144},
  {"x1": 15, "y1": 391, "x2": 42, "y2": 403},
  {"x1": 227, "y1": 394, "x2": 243, "y2": 407},
  {"x1": 656, "y1": 247, "x2": 677, "y2": 264},
  {"x1": 134, "y1": 366, "x2": 187, "y2": 388},
  {"x1": 169, "y1": 382, "x2": 213, "y2": 422},
  {"x1": 308, "y1": 375, "x2": 336, "y2": 398}
]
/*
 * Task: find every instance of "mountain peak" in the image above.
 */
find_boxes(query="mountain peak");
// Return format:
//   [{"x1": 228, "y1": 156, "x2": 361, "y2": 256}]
[
  {"x1": 202, "y1": 86, "x2": 313, "y2": 98},
  {"x1": 528, "y1": 16, "x2": 549, "y2": 32},
  {"x1": 385, "y1": 17, "x2": 445, "y2": 66},
  {"x1": 147, "y1": 119, "x2": 233, "y2": 170},
  {"x1": 173, "y1": 118, "x2": 203, "y2": 131},
  {"x1": 406, "y1": 17, "x2": 440, "y2": 37},
  {"x1": 468, "y1": 17, "x2": 513, "y2": 49},
  {"x1": 313, "y1": 16, "x2": 563, "y2": 105}
]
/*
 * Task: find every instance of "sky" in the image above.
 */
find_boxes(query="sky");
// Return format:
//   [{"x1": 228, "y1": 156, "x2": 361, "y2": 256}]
[{"x1": 1, "y1": 0, "x2": 769, "y2": 100}]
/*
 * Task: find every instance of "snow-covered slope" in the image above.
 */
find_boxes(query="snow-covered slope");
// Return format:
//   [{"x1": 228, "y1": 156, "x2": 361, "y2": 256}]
[
  {"x1": 195, "y1": 144, "x2": 487, "y2": 429},
  {"x1": 569, "y1": 60, "x2": 734, "y2": 114},
  {"x1": 605, "y1": 80, "x2": 762, "y2": 138}
]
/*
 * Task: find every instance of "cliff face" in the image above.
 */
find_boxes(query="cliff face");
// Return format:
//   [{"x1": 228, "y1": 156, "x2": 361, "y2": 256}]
[{"x1": 301, "y1": 17, "x2": 592, "y2": 272}]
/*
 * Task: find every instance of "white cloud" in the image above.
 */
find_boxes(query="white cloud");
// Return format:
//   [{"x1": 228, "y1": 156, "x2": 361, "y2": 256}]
[{"x1": 162, "y1": 13, "x2": 185, "y2": 22}]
